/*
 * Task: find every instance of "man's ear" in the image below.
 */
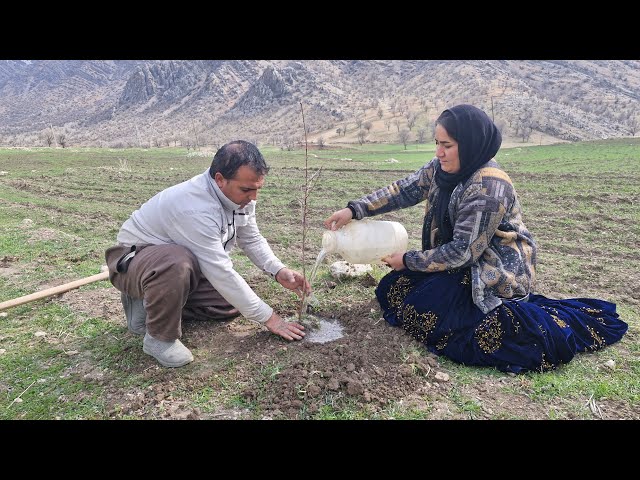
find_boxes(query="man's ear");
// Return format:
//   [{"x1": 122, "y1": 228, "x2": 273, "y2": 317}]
[{"x1": 214, "y1": 172, "x2": 225, "y2": 188}]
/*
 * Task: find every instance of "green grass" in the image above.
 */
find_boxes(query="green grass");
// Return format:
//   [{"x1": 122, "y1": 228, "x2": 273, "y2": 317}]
[{"x1": 1, "y1": 140, "x2": 639, "y2": 419}]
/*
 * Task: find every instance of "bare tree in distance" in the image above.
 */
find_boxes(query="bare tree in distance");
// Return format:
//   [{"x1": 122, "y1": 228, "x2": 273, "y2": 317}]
[
  {"x1": 357, "y1": 130, "x2": 367, "y2": 145},
  {"x1": 377, "y1": 107, "x2": 384, "y2": 119},
  {"x1": 384, "y1": 119, "x2": 391, "y2": 131},
  {"x1": 363, "y1": 121, "x2": 372, "y2": 133},
  {"x1": 45, "y1": 132, "x2": 54, "y2": 147},
  {"x1": 627, "y1": 116, "x2": 639, "y2": 136},
  {"x1": 490, "y1": 96, "x2": 497, "y2": 121},
  {"x1": 191, "y1": 122, "x2": 200, "y2": 150},
  {"x1": 407, "y1": 113, "x2": 417, "y2": 131},
  {"x1": 317, "y1": 136, "x2": 325, "y2": 149},
  {"x1": 56, "y1": 134, "x2": 67, "y2": 148},
  {"x1": 416, "y1": 128, "x2": 427, "y2": 143},
  {"x1": 398, "y1": 129, "x2": 410, "y2": 149},
  {"x1": 393, "y1": 119, "x2": 401, "y2": 132}
]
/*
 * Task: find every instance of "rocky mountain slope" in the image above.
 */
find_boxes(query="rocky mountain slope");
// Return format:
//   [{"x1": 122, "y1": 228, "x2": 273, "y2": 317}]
[{"x1": 0, "y1": 60, "x2": 638, "y2": 148}]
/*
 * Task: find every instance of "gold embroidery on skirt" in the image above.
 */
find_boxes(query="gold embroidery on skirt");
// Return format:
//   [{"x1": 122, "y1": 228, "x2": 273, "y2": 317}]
[
  {"x1": 580, "y1": 307, "x2": 602, "y2": 315},
  {"x1": 578, "y1": 306, "x2": 606, "y2": 325},
  {"x1": 401, "y1": 304, "x2": 438, "y2": 343},
  {"x1": 584, "y1": 325, "x2": 605, "y2": 352},
  {"x1": 541, "y1": 306, "x2": 568, "y2": 328},
  {"x1": 436, "y1": 331, "x2": 452, "y2": 350},
  {"x1": 551, "y1": 314, "x2": 567, "y2": 328},
  {"x1": 504, "y1": 306, "x2": 520, "y2": 333},
  {"x1": 475, "y1": 309, "x2": 503, "y2": 354},
  {"x1": 540, "y1": 353, "x2": 555, "y2": 372},
  {"x1": 387, "y1": 276, "x2": 412, "y2": 310}
]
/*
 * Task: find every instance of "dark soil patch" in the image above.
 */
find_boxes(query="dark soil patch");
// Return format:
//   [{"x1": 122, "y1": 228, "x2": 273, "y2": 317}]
[{"x1": 55, "y1": 285, "x2": 630, "y2": 420}]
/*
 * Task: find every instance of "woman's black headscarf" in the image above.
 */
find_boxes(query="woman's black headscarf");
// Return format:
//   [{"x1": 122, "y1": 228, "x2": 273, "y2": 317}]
[{"x1": 430, "y1": 104, "x2": 502, "y2": 247}]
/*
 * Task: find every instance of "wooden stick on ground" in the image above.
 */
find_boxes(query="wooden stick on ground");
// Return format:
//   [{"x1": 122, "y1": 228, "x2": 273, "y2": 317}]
[{"x1": 0, "y1": 270, "x2": 110, "y2": 312}]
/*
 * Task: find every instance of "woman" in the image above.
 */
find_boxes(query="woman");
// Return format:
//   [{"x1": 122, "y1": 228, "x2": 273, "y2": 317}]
[{"x1": 324, "y1": 104, "x2": 627, "y2": 373}]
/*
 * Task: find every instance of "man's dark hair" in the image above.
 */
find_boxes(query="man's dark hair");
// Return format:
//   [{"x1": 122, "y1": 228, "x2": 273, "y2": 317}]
[{"x1": 209, "y1": 140, "x2": 270, "y2": 179}]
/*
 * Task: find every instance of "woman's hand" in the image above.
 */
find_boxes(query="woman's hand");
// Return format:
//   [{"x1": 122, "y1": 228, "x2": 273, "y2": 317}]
[
  {"x1": 323, "y1": 208, "x2": 353, "y2": 231},
  {"x1": 381, "y1": 252, "x2": 406, "y2": 271}
]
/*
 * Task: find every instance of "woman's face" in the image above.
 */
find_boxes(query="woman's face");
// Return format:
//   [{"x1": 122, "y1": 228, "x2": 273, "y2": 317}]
[{"x1": 434, "y1": 124, "x2": 460, "y2": 174}]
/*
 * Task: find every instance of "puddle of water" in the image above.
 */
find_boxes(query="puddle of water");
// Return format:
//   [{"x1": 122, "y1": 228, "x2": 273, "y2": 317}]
[{"x1": 304, "y1": 317, "x2": 344, "y2": 344}]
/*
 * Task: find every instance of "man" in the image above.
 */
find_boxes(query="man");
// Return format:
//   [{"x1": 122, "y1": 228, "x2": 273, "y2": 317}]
[{"x1": 105, "y1": 140, "x2": 309, "y2": 368}]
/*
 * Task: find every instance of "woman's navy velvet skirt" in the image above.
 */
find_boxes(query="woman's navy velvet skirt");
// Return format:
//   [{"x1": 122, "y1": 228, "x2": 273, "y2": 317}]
[{"x1": 375, "y1": 269, "x2": 628, "y2": 373}]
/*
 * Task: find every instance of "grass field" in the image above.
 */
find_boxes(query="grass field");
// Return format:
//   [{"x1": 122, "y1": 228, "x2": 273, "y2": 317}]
[{"x1": 0, "y1": 138, "x2": 638, "y2": 420}]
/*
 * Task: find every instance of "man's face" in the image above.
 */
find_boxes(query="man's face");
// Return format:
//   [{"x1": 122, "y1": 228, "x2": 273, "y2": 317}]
[{"x1": 215, "y1": 165, "x2": 265, "y2": 208}]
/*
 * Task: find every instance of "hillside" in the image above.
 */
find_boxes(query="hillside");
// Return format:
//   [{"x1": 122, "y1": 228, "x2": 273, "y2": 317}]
[{"x1": 0, "y1": 60, "x2": 638, "y2": 148}]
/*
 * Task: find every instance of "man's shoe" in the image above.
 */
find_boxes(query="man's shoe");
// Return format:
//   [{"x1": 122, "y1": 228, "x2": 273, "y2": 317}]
[
  {"x1": 142, "y1": 333, "x2": 194, "y2": 368},
  {"x1": 121, "y1": 293, "x2": 147, "y2": 335}
]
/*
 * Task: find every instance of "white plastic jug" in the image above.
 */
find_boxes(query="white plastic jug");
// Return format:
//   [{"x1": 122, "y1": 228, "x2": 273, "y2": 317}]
[{"x1": 322, "y1": 219, "x2": 408, "y2": 264}]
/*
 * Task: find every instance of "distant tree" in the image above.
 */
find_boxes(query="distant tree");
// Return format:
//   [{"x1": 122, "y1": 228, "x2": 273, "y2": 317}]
[
  {"x1": 335, "y1": 127, "x2": 342, "y2": 136},
  {"x1": 282, "y1": 136, "x2": 295, "y2": 151},
  {"x1": 363, "y1": 121, "x2": 372, "y2": 133},
  {"x1": 627, "y1": 116, "x2": 639, "y2": 136},
  {"x1": 407, "y1": 113, "x2": 417, "y2": 130},
  {"x1": 355, "y1": 118, "x2": 363, "y2": 129},
  {"x1": 416, "y1": 128, "x2": 427, "y2": 143},
  {"x1": 429, "y1": 122, "x2": 436, "y2": 138},
  {"x1": 398, "y1": 129, "x2": 410, "y2": 149},
  {"x1": 45, "y1": 132, "x2": 54, "y2": 147},
  {"x1": 516, "y1": 110, "x2": 534, "y2": 142},
  {"x1": 342, "y1": 124, "x2": 348, "y2": 136},
  {"x1": 317, "y1": 136, "x2": 325, "y2": 149},
  {"x1": 495, "y1": 119, "x2": 507, "y2": 135},
  {"x1": 377, "y1": 107, "x2": 384, "y2": 119},
  {"x1": 384, "y1": 119, "x2": 391, "y2": 131},
  {"x1": 516, "y1": 121, "x2": 533, "y2": 142},
  {"x1": 153, "y1": 138, "x2": 162, "y2": 148},
  {"x1": 393, "y1": 119, "x2": 401, "y2": 132},
  {"x1": 56, "y1": 134, "x2": 67, "y2": 148},
  {"x1": 357, "y1": 130, "x2": 367, "y2": 145}
]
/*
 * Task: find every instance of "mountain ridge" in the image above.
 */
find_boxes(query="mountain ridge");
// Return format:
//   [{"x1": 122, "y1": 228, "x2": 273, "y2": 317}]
[{"x1": 0, "y1": 60, "x2": 638, "y2": 148}]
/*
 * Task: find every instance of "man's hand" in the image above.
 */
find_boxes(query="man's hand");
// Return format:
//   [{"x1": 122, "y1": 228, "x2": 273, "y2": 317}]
[
  {"x1": 265, "y1": 312, "x2": 305, "y2": 341},
  {"x1": 381, "y1": 251, "x2": 406, "y2": 271},
  {"x1": 323, "y1": 208, "x2": 353, "y2": 231},
  {"x1": 275, "y1": 268, "x2": 312, "y2": 298}
]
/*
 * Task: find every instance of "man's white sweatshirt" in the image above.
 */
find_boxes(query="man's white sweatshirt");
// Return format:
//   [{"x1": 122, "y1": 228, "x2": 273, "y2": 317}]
[{"x1": 116, "y1": 168, "x2": 285, "y2": 323}]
